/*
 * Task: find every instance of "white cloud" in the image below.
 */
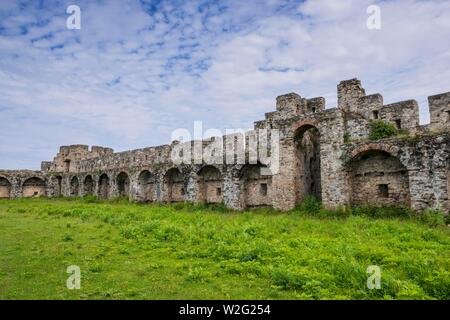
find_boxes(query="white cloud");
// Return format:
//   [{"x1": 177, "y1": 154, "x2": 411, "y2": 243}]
[{"x1": 0, "y1": 0, "x2": 449, "y2": 169}]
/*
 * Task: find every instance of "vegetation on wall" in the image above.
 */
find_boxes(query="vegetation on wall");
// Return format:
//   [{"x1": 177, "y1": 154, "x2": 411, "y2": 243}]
[
  {"x1": 343, "y1": 131, "x2": 351, "y2": 143},
  {"x1": 369, "y1": 120, "x2": 399, "y2": 141}
]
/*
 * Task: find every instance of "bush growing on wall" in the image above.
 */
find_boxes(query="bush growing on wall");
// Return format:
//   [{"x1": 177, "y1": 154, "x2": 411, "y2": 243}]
[{"x1": 369, "y1": 120, "x2": 398, "y2": 140}]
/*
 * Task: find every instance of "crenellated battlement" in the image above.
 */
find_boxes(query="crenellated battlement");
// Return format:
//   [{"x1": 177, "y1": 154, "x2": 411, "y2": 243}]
[{"x1": 429, "y1": 92, "x2": 450, "y2": 131}]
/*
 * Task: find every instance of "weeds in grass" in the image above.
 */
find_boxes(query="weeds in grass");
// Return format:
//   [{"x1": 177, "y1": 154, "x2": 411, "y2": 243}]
[{"x1": 0, "y1": 197, "x2": 448, "y2": 299}]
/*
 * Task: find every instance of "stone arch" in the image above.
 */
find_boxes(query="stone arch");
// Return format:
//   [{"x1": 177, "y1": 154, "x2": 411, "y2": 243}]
[
  {"x1": 137, "y1": 170, "x2": 156, "y2": 202},
  {"x1": 0, "y1": 176, "x2": 12, "y2": 199},
  {"x1": 83, "y1": 175, "x2": 94, "y2": 196},
  {"x1": 22, "y1": 177, "x2": 46, "y2": 197},
  {"x1": 164, "y1": 168, "x2": 184, "y2": 203},
  {"x1": 239, "y1": 163, "x2": 272, "y2": 208},
  {"x1": 116, "y1": 172, "x2": 130, "y2": 198},
  {"x1": 70, "y1": 176, "x2": 79, "y2": 196},
  {"x1": 346, "y1": 149, "x2": 410, "y2": 207},
  {"x1": 98, "y1": 174, "x2": 110, "y2": 199},
  {"x1": 348, "y1": 143, "x2": 401, "y2": 165},
  {"x1": 292, "y1": 118, "x2": 319, "y2": 132},
  {"x1": 197, "y1": 165, "x2": 223, "y2": 203},
  {"x1": 293, "y1": 123, "x2": 321, "y2": 203}
]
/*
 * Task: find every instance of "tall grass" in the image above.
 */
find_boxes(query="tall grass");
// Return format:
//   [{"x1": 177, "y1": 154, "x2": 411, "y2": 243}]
[{"x1": 0, "y1": 197, "x2": 448, "y2": 299}]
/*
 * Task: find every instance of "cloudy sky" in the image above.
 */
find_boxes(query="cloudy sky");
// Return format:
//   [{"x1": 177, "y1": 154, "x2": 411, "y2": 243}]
[{"x1": 0, "y1": 0, "x2": 449, "y2": 169}]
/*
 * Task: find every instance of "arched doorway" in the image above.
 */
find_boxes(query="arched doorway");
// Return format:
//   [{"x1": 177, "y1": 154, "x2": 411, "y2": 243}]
[
  {"x1": 83, "y1": 175, "x2": 94, "y2": 196},
  {"x1": 98, "y1": 174, "x2": 110, "y2": 199},
  {"x1": 55, "y1": 176, "x2": 63, "y2": 196},
  {"x1": 116, "y1": 172, "x2": 130, "y2": 198},
  {"x1": 294, "y1": 124, "x2": 321, "y2": 203},
  {"x1": 164, "y1": 168, "x2": 184, "y2": 203},
  {"x1": 70, "y1": 176, "x2": 79, "y2": 196},
  {"x1": 347, "y1": 150, "x2": 410, "y2": 207},
  {"x1": 240, "y1": 163, "x2": 272, "y2": 208},
  {"x1": 137, "y1": 170, "x2": 156, "y2": 202},
  {"x1": 0, "y1": 177, "x2": 11, "y2": 198},
  {"x1": 197, "y1": 166, "x2": 222, "y2": 203},
  {"x1": 22, "y1": 177, "x2": 46, "y2": 197}
]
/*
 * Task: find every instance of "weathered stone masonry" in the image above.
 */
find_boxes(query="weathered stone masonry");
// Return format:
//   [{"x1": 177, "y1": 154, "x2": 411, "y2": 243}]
[{"x1": 1, "y1": 78, "x2": 449, "y2": 213}]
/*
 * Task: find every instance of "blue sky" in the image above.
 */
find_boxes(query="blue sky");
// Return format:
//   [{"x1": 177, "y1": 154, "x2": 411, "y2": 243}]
[{"x1": 0, "y1": 0, "x2": 449, "y2": 169}]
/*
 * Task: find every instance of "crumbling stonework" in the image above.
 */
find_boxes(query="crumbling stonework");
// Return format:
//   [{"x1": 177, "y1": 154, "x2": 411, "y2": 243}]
[{"x1": 1, "y1": 78, "x2": 449, "y2": 213}]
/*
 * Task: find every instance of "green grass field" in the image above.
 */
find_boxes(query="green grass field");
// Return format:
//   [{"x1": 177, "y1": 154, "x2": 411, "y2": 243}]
[{"x1": 0, "y1": 198, "x2": 449, "y2": 300}]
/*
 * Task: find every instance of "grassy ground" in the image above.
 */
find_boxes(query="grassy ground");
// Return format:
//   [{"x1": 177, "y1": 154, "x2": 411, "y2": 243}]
[{"x1": 0, "y1": 198, "x2": 449, "y2": 300}]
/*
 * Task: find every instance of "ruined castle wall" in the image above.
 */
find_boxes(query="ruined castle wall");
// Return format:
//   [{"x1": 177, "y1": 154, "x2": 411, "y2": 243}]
[
  {"x1": 197, "y1": 166, "x2": 223, "y2": 203},
  {"x1": 344, "y1": 112, "x2": 370, "y2": 142},
  {"x1": 429, "y1": 92, "x2": 450, "y2": 132},
  {"x1": 2, "y1": 78, "x2": 449, "y2": 214},
  {"x1": 318, "y1": 108, "x2": 349, "y2": 208},
  {"x1": 342, "y1": 132, "x2": 450, "y2": 212},
  {"x1": 240, "y1": 164, "x2": 272, "y2": 208},
  {"x1": 346, "y1": 150, "x2": 410, "y2": 207},
  {"x1": 380, "y1": 100, "x2": 420, "y2": 133}
]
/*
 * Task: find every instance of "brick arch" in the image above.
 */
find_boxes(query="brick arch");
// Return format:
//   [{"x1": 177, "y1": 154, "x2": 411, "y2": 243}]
[
  {"x1": 346, "y1": 147, "x2": 410, "y2": 208},
  {"x1": 164, "y1": 167, "x2": 185, "y2": 203},
  {"x1": 116, "y1": 171, "x2": 130, "y2": 198},
  {"x1": 70, "y1": 176, "x2": 80, "y2": 196},
  {"x1": 0, "y1": 176, "x2": 12, "y2": 198},
  {"x1": 137, "y1": 170, "x2": 157, "y2": 202},
  {"x1": 83, "y1": 175, "x2": 94, "y2": 196},
  {"x1": 197, "y1": 165, "x2": 223, "y2": 204},
  {"x1": 239, "y1": 163, "x2": 272, "y2": 208},
  {"x1": 196, "y1": 164, "x2": 223, "y2": 176},
  {"x1": 345, "y1": 143, "x2": 402, "y2": 167},
  {"x1": 98, "y1": 173, "x2": 110, "y2": 199},
  {"x1": 22, "y1": 177, "x2": 46, "y2": 198},
  {"x1": 292, "y1": 118, "x2": 320, "y2": 134}
]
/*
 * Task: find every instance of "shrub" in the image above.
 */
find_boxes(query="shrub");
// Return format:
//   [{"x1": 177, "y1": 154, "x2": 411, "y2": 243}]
[
  {"x1": 416, "y1": 208, "x2": 446, "y2": 227},
  {"x1": 369, "y1": 120, "x2": 398, "y2": 140},
  {"x1": 271, "y1": 269, "x2": 306, "y2": 290},
  {"x1": 110, "y1": 196, "x2": 130, "y2": 204},
  {"x1": 352, "y1": 205, "x2": 413, "y2": 219},
  {"x1": 295, "y1": 195, "x2": 322, "y2": 215},
  {"x1": 82, "y1": 195, "x2": 99, "y2": 203}
]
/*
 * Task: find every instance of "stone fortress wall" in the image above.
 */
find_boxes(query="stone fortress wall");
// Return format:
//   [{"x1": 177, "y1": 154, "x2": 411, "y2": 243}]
[{"x1": 1, "y1": 78, "x2": 449, "y2": 212}]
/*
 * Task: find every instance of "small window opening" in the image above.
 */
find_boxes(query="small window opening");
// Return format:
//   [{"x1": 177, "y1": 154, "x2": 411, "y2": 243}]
[
  {"x1": 311, "y1": 107, "x2": 316, "y2": 113},
  {"x1": 180, "y1": 187, "x2": 185, "y2": 195},
  {"x1": 64, "y1": 159, "x2": 71, "y2": 172},
  {"x1": 260, "y1": 183, "x2": 268, "y2": 196},
  {"x1": 378, "y1": 184, "x2": 389, "y2": 198},
  {"x1": 373, "y1": 110, "x2": 379, "y2": 119},
  {"x1": 394, "y1": 119, "x2": 401, "y2": 129},
  {"x1": 446, "y1": 110, "x2": 450, "y2": 122},
  {"x1": 216, "y1": 188, "x2": 222, "y2": 196}
]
